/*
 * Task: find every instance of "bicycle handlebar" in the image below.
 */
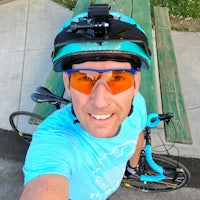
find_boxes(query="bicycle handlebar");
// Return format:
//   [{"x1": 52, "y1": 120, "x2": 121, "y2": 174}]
[
  {"x1": 146, "y1": 112, "x2": 174, "y2": 128},
  {"x1": 140, "y1": 145, "x2": 166, "y2": 182},
  {"x1": 140, "y1": 112, "x2": 175, "y2": 182}
]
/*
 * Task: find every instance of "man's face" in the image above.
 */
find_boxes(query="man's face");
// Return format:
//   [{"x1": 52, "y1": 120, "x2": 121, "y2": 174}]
[{"x1": 63, "y1": 61, "x2": 140, "y2": 138}]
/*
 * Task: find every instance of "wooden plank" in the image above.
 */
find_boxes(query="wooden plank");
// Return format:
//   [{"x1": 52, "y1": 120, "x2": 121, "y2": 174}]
[
  {"x1": 31, "y1": 0, "x2": 92, "y2": 119},
  {"x1": 154, "y1": 7, "x2": 192, "y2": 144},
  {"x1": 132, "y1": 0, "x2": 158, "y2": 113},
  {"x1": 73, "y1": 0, "x2": 92, "y2": 16},
  {"x1": 96, "y1": 0, "x2": 133, "y2": 16}
]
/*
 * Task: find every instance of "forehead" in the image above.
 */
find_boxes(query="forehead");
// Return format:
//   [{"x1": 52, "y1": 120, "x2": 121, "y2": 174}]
[{"x1": 72, "y1": 61, "x2": 132, "y2": 70}]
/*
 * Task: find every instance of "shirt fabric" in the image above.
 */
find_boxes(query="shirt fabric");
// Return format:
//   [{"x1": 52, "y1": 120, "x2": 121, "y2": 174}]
[{"x1": 23, "y1": 92, "x2": 147, "y2": 200}]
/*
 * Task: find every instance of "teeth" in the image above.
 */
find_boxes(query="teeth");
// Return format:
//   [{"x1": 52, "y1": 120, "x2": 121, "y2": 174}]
[{"x1": 91, "y1": 114, "x2": 112, "y2": 120}]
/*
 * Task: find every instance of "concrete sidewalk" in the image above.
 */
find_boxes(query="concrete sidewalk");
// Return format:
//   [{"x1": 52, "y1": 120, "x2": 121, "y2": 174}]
[{"x1": 0, "y1": 0, "x2": 200, "y2": 199}]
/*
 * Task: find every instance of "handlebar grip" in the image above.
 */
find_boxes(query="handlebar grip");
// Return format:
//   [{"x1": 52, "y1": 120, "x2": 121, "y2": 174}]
[
  {"x1": 158, "y1": 112, "x2": 174, "y2": 121},
  {"x1": 140, "y1": 173, "x2": 165, "y2": 182},
  {"x1": 140, "y1": 145, "x2": 166, "y2": 182},
  {"x1": 145, "y1": 145, "x2": 163, "y2": 174},
  {"x1": 146, "y1": 113, "x2": 160, "y2": 128}
]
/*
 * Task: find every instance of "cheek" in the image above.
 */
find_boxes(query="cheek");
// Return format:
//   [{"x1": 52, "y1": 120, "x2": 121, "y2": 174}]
[
  {"x1": 116, "y1": 87, "x2": 135, "y2": 113},
  {"x1": 117, "y1": 86, "x2": 135, "y2": 101},
  {"x1": 70, "y1": 88, "x2": 88, "y2": 114}
]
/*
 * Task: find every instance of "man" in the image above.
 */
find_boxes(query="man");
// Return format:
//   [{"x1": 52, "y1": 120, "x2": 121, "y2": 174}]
[{"x1": 20, "y1": 4, "x2": 151, "y2": 200}]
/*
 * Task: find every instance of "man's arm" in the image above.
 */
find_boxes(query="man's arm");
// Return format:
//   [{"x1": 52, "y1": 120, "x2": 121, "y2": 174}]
[
  {"x1": 124, "y1": 131, "x2": 144, "y2": 178},
  {"x1": 129, "y1": 131, "x2": 144, "y2": 167},
  {"x1": 20, "y1": 174, "x2": 69, "y2": 200}
]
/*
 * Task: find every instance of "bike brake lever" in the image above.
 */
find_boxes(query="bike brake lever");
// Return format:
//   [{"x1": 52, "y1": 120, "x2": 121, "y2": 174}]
[{"x1": 158, "y1": 112, "x2": 174, "y2": 124}]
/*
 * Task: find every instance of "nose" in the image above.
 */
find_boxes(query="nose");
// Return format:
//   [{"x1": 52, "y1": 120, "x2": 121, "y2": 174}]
[{"x1": 90, "y1": 80, "x2": 111, "y2": 108}]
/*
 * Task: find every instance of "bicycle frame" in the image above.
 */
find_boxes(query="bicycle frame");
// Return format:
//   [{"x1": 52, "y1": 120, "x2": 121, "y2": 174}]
[{"x1": 140, "y1": 112, "x2": 174, "y2": 182}]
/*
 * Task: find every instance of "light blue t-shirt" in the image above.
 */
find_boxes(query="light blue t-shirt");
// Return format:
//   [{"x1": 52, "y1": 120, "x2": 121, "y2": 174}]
[{"x1": 23, "y1": 92, "x2": 147, "y2": 199}]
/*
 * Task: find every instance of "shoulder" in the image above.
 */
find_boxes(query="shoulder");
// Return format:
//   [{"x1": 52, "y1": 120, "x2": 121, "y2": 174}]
[
  {"x1": 38, "y1": 103, "x2": 76, "y2": 131},
  {"x1": 132, "y1": 92, "x2": 146, "y2": 118},
  {"x1": 133, "y1": 92, "x2": 146, "y2": 108},
  {"x1": 29, "y1": 103, "x2": 78, "y2": 150},
  {"x1": 123, "y1": 92, "x2": 147, "y2": 131}
]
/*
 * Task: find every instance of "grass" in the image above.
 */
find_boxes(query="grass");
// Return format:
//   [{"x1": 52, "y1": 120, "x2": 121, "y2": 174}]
[
  {"x1": 51, "y1": 0, "x2": 77, "y2": 10},
  {"x1": 150, "y1": 0, "x2": 200, "y2": 31},
  {"x1": 151, "y1": 0, "x2": 200, "y2": 18},
  {"x1": 51, "y1": 0, "x2": 200, "y2": 31}
]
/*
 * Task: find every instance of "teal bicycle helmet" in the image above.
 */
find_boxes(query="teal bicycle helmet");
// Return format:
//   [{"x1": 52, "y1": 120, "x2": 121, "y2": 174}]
[{"x1": 52, "y1": 4, "x2": 151, "y2": 72}]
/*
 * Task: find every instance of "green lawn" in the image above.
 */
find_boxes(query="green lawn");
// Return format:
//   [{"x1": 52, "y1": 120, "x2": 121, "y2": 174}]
[{"x1": 52, "y1": 0, "x2": 200, "y2": 31}]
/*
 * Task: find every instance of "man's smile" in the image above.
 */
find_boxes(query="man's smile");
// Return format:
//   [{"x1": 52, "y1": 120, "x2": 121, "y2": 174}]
[{"x1": 90, "y1": 114, "x2": 113, "y2": 120}]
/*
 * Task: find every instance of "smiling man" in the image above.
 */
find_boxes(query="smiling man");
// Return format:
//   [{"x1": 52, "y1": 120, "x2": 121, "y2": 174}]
[
  {"x1": 63, "y1": 61, "x2": 141, "y2": 138},
  {"x1": 20, "y1": 4, "x2": 151, "y2": 200}
]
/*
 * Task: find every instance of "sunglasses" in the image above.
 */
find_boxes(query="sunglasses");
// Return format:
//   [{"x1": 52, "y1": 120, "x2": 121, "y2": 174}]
[{"x1": 65, "y1": 68, "x2": 138, "y2": 95}]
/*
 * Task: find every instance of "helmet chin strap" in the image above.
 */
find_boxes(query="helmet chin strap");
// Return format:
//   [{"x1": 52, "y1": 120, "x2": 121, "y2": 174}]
[
  {"x1": 71, "y1": 106, "x2": 79, "y2": 124},
  {"x1": 128, "y1": 104, "x2": 134, "y2": 116}
]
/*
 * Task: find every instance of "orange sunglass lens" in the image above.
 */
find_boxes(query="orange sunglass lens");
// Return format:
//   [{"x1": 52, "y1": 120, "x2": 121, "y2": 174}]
[
  {"x1": 70, "y1": 71, "x2": 93, "y2": 94},
  {"x1": 70, "y1": 70, "x2": 134, "y2": 94},
  {"x1": 109, "y1": 71, "x2": 134, "y2": 94}
]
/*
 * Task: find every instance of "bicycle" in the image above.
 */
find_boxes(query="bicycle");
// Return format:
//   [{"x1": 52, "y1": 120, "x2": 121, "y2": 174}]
[
  {"x1": 9, "y1": 87, "x2": 69, "y2": 144},
  {"x1": 121, "y1": 112, "x2": 190, "y2": 192},
  {"x1": 9, "y1": 86, "x2": 190, "y2": 192}
]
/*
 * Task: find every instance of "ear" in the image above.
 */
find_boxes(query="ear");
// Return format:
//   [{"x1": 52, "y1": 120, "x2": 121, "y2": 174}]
[
  {"x1": 63, "y1": 72, "x2": 71, "y2": 98},
  {"x1": 133, "y1": 72, "x2": 141, "y2": 96}
]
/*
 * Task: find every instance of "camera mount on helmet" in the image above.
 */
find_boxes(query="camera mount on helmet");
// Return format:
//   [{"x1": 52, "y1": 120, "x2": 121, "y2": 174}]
[{"x1": 70, "y1": 4, "x2": 112, "y2": 37}]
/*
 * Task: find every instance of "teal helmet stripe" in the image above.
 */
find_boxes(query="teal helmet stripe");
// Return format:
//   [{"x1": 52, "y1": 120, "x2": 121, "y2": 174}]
[
  {"x1": 53, "y1": 41, "x2": 150, "y2": 71},
  {"x1": 53, "y1": 41, "x2": 150, "y2": 64}
]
